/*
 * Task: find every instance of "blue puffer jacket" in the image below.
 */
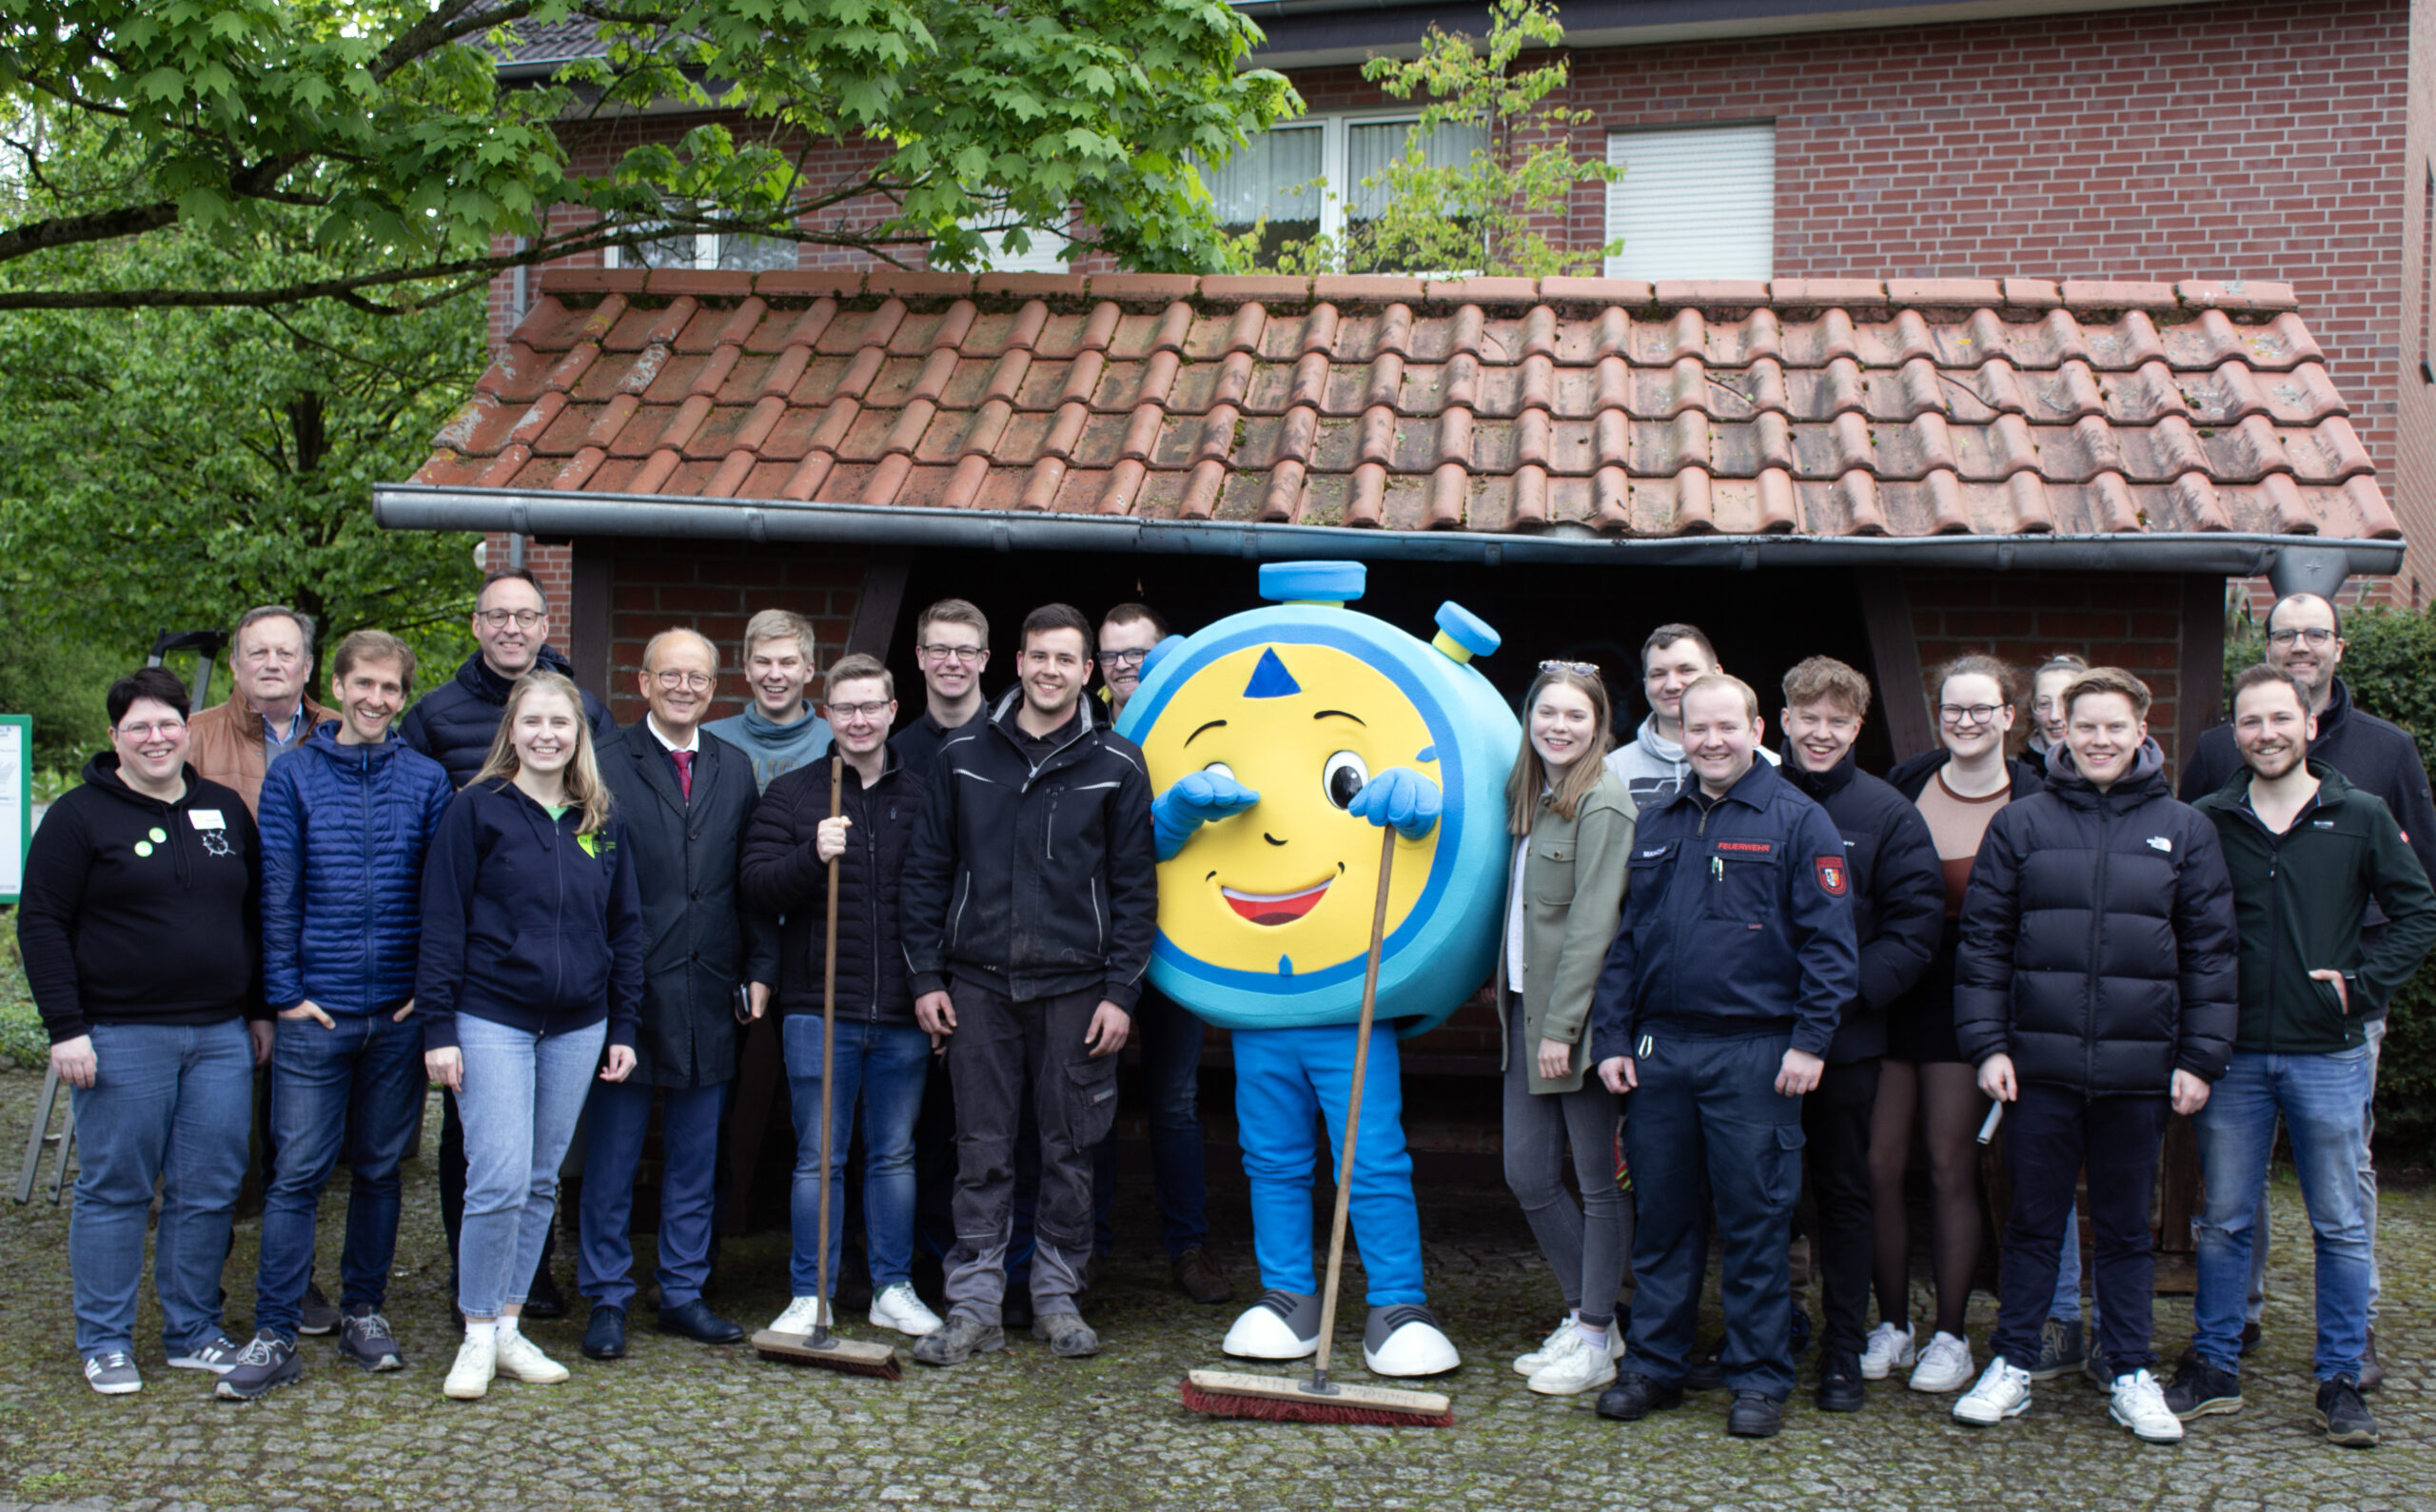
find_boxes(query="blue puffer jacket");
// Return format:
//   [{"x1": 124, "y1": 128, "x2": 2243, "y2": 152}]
[{"x1": 259, "y1": 725, "x2": 456, "y2": 1015}]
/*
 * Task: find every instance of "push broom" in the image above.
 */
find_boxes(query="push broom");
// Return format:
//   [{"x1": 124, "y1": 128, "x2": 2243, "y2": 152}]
[
  {"x1": 1181, "y1": 823, "x2": 1455, "y2": 1426},
  {"x1": 754, "y1": 755, "x2": 902, "y2": 1380}
]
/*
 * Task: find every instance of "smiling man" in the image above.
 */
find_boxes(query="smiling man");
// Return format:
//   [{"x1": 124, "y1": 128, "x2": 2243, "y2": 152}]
[
  {"x1": 1603, "y1": 623, "x2": 1775, "y2": 811},
  {"x1": 187, "y1": 606, "x2": 336, "y2": 817},
  {"x1": 702, "y1": 609, "x2": 832, "y2": 794},
  {"x1": 898, "y1": 604, "x2": 1157, "y2": 1366}
]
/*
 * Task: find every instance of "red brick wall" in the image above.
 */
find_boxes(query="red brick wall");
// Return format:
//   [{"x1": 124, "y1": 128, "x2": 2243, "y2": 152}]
[{"x1": 599, "y1": 538, "x2": 870, "y2": 726}]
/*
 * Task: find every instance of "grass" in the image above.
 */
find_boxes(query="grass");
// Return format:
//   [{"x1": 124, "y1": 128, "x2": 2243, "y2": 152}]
[{"x1": 0, "y1": 928, "x2": 47, "y2": 1070}]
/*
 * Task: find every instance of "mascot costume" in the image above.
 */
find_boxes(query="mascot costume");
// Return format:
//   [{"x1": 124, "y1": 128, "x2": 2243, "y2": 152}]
[{"x1": 1114, "y1": 562, "x2": 1519, "y2": 1377}]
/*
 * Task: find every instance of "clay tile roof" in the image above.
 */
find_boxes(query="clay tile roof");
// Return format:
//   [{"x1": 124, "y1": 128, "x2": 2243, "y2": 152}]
[{"x1": 413, "y1": 268, "x2": 2395, "y2": 543}]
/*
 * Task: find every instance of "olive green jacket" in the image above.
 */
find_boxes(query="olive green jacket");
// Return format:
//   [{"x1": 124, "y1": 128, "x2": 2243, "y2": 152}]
[{"x1": 1496, "y1": 770, "x2": 1636, "y2": 1093}]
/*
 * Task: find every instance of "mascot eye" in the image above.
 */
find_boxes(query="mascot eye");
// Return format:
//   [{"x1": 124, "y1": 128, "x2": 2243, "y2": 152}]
[
  {"x1": 1201, "y1": 761, "x2": 1236, "y2": 783},
  {"x1": 1322, "y1": 751, "x2": 1368, "y2": 809}
]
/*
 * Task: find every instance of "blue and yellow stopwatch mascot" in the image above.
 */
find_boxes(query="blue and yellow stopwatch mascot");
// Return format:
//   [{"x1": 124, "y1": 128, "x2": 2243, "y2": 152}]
[{"x1": 1114, "y1": 562, "x2": 1519, "y2": 1377}]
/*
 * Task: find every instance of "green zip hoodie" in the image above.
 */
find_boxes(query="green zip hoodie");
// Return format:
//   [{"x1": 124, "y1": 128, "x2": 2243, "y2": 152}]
[{"x1": 2193, "y1": 762, "x2": 2436, "y2": 1054}]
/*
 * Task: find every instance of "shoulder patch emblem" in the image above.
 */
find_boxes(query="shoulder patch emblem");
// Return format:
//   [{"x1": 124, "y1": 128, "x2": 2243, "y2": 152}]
[
  {"x1": 2146, "y1": 835, "x2": 2172, "y2": 854},
  {"x1": 1815, "y1": 856, "x2": 1848, "y2": 895}
]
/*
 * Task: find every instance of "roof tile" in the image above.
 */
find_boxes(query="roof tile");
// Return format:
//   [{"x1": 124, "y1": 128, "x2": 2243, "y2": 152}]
[{"x1": 419, "y1": 272, "x2": 2391, "y2": 541}]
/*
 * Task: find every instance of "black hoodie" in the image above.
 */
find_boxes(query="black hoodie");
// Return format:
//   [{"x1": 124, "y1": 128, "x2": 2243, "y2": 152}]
[
  {"x1": 15, "y1": 756, "x2": 265, "y2": 1043},
  {"x1": 398, "y1": 646, "x2": 616, "y2": 790}
]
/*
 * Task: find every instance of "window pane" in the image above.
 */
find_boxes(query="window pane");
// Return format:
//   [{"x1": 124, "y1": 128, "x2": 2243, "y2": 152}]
[
  {"x1": 1603, "y1": 125, "x2": 1776, "y2": 281},
  {"x1": 630, "y1": 229, "x2": 699, "y2": 269},
  {"x1": 1205, "y1": 124, "x2": 1323, "y2": 253},
  {"x1": 717, "y1": 234, "x2": 798, "y2": 272},
  {"x1": 1346, "y1": 120, "x2": 1488, "y2": 223},
  {"x1": 969, "y1": 224, "x2": 1069, "y2": 275}
]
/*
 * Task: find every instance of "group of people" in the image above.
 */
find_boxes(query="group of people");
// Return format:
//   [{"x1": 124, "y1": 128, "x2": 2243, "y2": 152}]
[{"x1": 15, "y1": 569, "x2": 2422, "y2": 1451}]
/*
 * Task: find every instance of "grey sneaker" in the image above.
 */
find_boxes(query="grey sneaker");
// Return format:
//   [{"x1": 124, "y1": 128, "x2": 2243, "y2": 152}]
[
  {"x1": 339, "y1": 1309, "x2": 405, "y2": 1372},
  {"x1": 2026, "y1": 1316, "x2": 2086, "y2": 1381},
  {"x1": 82, "y1": 1350, "x2": 141, "y2": 1395},
  {"x1": 911, "y1": 1312, "x2": 1006, "y2": 1367},
  {"x1": 167, "y1": 1333, "x2": 246, "y2": 1374},
  {"x1": 1031, "y1": 1311, "x2": 1101, "y2": 1358},
  {"x1": 298, "y1": 1282, "x2": 340, "y2": 1337},
  {"x1": 215, "y1": 1332, "x2": 303, "y2": 1401}
]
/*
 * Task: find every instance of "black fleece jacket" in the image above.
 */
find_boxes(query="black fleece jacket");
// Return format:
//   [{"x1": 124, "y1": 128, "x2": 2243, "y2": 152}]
[
  {"x1": 741, "y1": 748, "x2": 921, "y2": 1029},
  {"x1": 898, "y1": 690, "x2": 1158, "y2": 1009},
  {"x1": 1780, "y1": 744, "x2": 1947, "y2": 1063},
  {"x1": 16, "y1": 756, "x2": 265, "y2": 1042}
]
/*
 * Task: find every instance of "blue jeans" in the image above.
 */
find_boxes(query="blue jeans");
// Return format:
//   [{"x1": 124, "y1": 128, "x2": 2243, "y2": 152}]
[
  {"x1": 1619, "y1": 1032, "x2": 1804, "y2": 1402},
  {"x1": 453, "y1": 1015, "x2": 606, "y2": 1318},
  {"x1": 2191, "y1": 1044, "x2": 2375, "y2": 1380},
  {"x1": 1090, "y1": 987, "x2": 1209, "y2": 1259},
  {"x1": 1234, "y1": 1022, "x2": 1425, "y2": 1307},
  {"x1": 2240, "y1": 1014, "x2": 2385, "y2": 1329},
  {"x1": 254, "y1": 1012, "x2": 425, "y2": 1339},
  {"x1": 578, "y1": 1079, "x2": 728, "y2": 1311},
  {"x1": 784, "y1": 1016, "x2": 932, "y2": 1297},
  {"x1": 69, "y1": 1019, "x2": 254, "y2": 1356}
]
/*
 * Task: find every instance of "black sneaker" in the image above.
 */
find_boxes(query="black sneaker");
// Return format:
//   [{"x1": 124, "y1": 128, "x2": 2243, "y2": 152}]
[
  {"x1": 2315, "y1": 1375, "x2": 2379, "y2": 1447},
  {"x1": 1726, "y1": 1390, "x2": 1783, "y2": 1438},
  {"x1": 338, "y1": 1309, "x2": 404, "y2": 1372},
  {"x1": 298, "y1": 1282, "x2": 340, "y2": 1337},
  {"x1": 2161, "y1": 1358, "x2": 2243, "y2": 1421},
  {"x1": 215, "y1": 1332, "x2": 302, "y2": 1401},
  {"x1": 1816, "y1": 1349, "x2": 1865, "y2": 1413},
  {"x1": 2027, "y1": 1316, "x2": 2086, "y2": 1381},
  {"x1": 1684, "y1": 1340, "x2": 1726, "y2": 1390},
  {"x1": 1595, "y1": 1372, "x2": 1683, "y2": 1422}
]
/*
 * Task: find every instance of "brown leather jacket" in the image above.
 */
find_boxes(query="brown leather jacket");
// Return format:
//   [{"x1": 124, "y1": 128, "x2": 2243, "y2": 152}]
[{"x1": 187, "y1": 694, "x2": 336, "y2": 816}]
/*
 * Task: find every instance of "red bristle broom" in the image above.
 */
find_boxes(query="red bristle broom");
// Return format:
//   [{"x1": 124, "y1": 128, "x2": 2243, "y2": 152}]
[
  {"x1": 1181, "y1": 824, "x2": 1455, "y2": 1427},
  {"x1": 754, "y1": 755, "x2": 902, "y2": 1379}
]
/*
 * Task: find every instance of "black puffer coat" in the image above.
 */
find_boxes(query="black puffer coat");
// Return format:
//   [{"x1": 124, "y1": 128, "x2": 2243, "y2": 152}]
[
  {"x1": 398, "y1": 646, "x2": 615, "y2": 791},
  {"x1": 1952, "y1": 741, "x2": 2239, "y2": 1094},
  {"x1": 740, "y1": 748, "x2": 920, "y2": 1028}
]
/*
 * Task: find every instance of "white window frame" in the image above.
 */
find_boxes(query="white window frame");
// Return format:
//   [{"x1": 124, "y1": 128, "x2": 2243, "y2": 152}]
[
  {"x1": 1601, "y1": 122, "x2": 1777, "y2": 282},
  {"x1": 1215, "y1": 110, "x2": 1485, "y2": 245},
  {"x1": 603, "y1": 226, "x2": 798, "y2": 273}
]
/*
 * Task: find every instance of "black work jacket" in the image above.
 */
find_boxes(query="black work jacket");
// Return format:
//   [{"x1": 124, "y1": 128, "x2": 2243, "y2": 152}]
[{"x1": 741, "y1": 749, "x2": 920, "y2": 1029}]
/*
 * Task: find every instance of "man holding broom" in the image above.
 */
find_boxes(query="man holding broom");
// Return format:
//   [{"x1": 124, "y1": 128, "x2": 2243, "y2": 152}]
[{"x1": 899, "y1": 604, "x2": 1160, "y2": 1365}]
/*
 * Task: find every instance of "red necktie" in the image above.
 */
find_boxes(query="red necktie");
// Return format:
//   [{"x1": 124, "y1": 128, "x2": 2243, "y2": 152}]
[{"x1": 672, "y1": 748, "x2": 694, "y2": 801}]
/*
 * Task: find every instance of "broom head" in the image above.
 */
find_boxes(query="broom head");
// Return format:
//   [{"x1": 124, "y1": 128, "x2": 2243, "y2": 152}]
[
  {"x1": 753, "y1": 1327, "x2": 904, "y2": 1380},
  {"x1": 1181, "y1": 1368, "x2": 1453, "y2": 1427}
]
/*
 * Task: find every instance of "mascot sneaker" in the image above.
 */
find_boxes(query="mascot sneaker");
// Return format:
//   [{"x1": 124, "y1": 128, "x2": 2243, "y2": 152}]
[
  {"x1": 1363, "y1": 1305, "x2": 1460, "y2": 1378},
  {"x1": 1222, "y1": 1290, "x2": 1322, "y2": 1360}
]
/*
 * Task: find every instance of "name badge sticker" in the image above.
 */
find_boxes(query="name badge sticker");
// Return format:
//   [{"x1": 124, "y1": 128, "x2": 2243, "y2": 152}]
[{"x1": 187, "y1": 809, "x2": 226, "y2": 830}]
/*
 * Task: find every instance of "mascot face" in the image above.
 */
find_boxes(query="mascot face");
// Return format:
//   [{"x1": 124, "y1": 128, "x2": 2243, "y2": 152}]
[{"x1": 1135, "y1": 641, "x2": 1439, "y2": 978}]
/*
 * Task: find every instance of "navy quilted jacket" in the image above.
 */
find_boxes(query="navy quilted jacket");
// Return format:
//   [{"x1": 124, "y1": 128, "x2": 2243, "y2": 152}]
[{"x1": 259, "y1": 724, "x2": 456, "y2": 1014}]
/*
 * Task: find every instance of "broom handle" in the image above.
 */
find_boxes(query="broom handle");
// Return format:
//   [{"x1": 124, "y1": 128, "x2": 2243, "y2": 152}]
[
  {"x1": 1311, "y1": 822, "x2": 1399, "y2": 1391},
  {"x1": 813, "y1": 755, "x2": 843, "y2": 1345}
]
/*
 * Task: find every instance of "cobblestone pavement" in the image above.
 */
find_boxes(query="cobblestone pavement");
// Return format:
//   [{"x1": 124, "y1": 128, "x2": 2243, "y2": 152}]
[{"x1": 0, "y1": 1066, "x2": 2426, "y2": 1511}]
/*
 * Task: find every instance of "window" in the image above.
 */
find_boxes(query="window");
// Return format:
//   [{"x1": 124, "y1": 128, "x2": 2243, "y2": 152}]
[
  {"x1": 965, "y1": 222, "x2": 1071, "y2": 276},
  {"x1": 1602, "y1": 124, "x2": 1776, "y2": 282},
  {"x1": 605, "y1": 227, "x2": 797, "y2": 272},
  {"x1": 1206, "y1": 114, "x2": 1490, "y2": 270}
]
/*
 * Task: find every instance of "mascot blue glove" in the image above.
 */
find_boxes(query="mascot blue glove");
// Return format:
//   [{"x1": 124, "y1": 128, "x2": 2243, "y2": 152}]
[
  {"x1": 1346, "y1": 768, "x2": 1441, "y2": 842},
  {"x1": 1151, "y1": 770, "x2": 1263, "y2": 862}
]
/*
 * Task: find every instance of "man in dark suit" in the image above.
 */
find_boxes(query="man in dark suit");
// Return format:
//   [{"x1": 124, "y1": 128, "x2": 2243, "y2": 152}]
[{"x1": 576, "y1": 628, "x2": 776, "y2": 1359}]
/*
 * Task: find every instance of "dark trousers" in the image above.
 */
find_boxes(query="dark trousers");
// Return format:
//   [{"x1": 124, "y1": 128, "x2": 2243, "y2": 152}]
[
  {"x1": 1991, "y1": 1084, "x2": 2168, "y2": 1374},
  {"x1": 440, "y1": 1093, "x2": 559, "y2": 1289},
  {"x1": 1621, "y1": 1032, "x2": 1805, "y2": 1402},
  {"x1": 941, "y1": 985, "x2": 1117, "y2": 1325},
  {"x1": 1802, "y1": 1057, "x2": 1879, "y2": 1358},
  {"x1": 1089, "y1": 985, "x2": 1210, "y2": 1260}
]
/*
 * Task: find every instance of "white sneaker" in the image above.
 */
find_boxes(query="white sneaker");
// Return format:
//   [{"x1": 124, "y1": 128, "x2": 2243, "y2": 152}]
[
  {"x1": 1513, "y1": 1314, "x2": 1622, "y2": 1377},
  {"x1": 869, "y1": 1283, "x2": 944, "y2": 1338},
  {"x1": 768, "y1": 1296, "x2": 832, "y2": 1336},
  {"x1": 492, "y1": 1329, "x2": 570, "y2": 1384},
  {"x1": 1953, "y1": 1357, "x2": 2033, "y2": 1424},
  {"x1": 1909, "y1": 1329, "x2": 1974, "y2": 1393},
  {"x1": 1526, "y1": 1328, "x2": 1619, "y2": 1397},
  {"x1": 166, "y1": 1333, "x2": 246, "y2": 1374},
  {"x1": 2110, "y1": 1368, "x2": 2185, "y2": 1443},
  {"x1": 443, "y1": 1335, "x2": 497, "y2": 1401},
  {"x1": 1860, "y1": 1320, "x2": 1915, "y2": 1381}
]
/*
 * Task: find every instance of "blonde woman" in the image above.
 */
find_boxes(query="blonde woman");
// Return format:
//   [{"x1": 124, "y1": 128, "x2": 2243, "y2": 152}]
[
  {"x1": 1499, "y1": 661, "x2": 1637, "y2": 1397},
  {"x1": 417, "y1": 671, "x2": 643, "y2": 1401}
]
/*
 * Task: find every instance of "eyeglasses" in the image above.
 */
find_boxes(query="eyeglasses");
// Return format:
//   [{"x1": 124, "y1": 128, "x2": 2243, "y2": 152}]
[
  {"x1": 478, "y1": 609, "x2": 545, "y2": 629},
  {"x1": 826, "y1": 701, "x2": 893, "y2": 720},
  {"x1": 1102, "y1": 648, "x2": 1152, "y2": 669},
  {"x1": 653, "y1": 670, "x2": 713, "y2": 691},
  {"x1": 1539, "y1": 659, "x2": 1600, "y2": 677},
  {"x1": 117, "y1": 720, "x2": 187, "y2": 740},
  {"x1": 917, "y1": 642, "x2": 986, "y2": 662},
  {"x1": 1938, "y1": 703, "x2": 2004, "y2": 726},
  {"x1": 2266, "y1": 627, "x2": 2338, "y2": 648}
]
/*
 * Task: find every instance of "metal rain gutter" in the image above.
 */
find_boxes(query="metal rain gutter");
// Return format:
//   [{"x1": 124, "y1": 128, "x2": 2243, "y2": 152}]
[{"x1": 373, "y1": 482, "x2": 2399, "y2": 583}]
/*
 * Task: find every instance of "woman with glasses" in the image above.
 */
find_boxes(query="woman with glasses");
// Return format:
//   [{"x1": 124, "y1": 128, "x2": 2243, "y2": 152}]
[
  {"x1": 1497, "y1": 661, "x2": 1637, "y2": 1397},
  {"x1": 1871, "y1": 654, "x2": 2044, "y2": 1395},
  {"x1": 418, "y1": 670, "x2": 643, "y2": 1400},
  {"x1": 16, "y1": 668, "x2": 273, "y2": 1395}
]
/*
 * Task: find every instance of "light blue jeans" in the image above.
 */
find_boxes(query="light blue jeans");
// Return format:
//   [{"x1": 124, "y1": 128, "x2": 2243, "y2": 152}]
[
  {"x1": 69, "y1": 1019, "x2": 254, "y2": 1355},
  {"x1": 784, "y1": 1016, "x2": 932, "y2": 1297},
  {"x1": 2238, "y1": 1016, "x2": 2386, "y2": 1328},
  {"x1": 2191, "y1": 1041, "x2": 2375, "y2": 1380},
  {"x1": 453, "y1": 1014, "x2": 607, "y2": 1319}
]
